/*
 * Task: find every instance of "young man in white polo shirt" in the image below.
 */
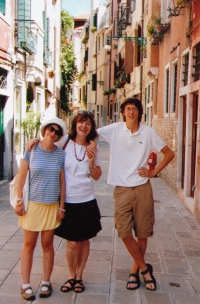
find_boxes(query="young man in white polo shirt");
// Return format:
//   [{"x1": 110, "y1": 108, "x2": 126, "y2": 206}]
[{"x1": 98, "y1": 98, "x2": 174, "y2": 291}]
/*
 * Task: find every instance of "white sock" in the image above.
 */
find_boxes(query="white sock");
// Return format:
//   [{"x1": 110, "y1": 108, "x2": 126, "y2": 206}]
[
  {"x1": 22, "y1": 283, "x2": 32, "y2": 294},
  {"x1": 41, "y1": 280, "x2": 51, "y2": 292}
]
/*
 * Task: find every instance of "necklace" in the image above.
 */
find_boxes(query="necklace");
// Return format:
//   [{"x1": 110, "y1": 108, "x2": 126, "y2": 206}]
[
  {"x1": 74, "y1": 142, "x2": 87, "y2": 162},
  {"x1": 40, "y1": 141, "x2": 54, "y2": 158}
]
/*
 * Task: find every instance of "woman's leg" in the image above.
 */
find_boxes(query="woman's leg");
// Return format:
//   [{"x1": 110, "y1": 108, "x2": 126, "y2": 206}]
[
  {"x1": 41, "y1": 230, "x2": 55, "y2": 281},
  {"x1": 21, "y1": 229, "x2": 39, "y2": 284},
  {"x1": 74, "y1": 240, "x2": 90, "y2": 292}
]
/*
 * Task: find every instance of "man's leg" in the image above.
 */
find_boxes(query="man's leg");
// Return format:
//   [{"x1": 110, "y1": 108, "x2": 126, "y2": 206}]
[
  {"x1": 122, "y1": 236, "x2": 155, "y2": 290},
  {"x1": 126, "y1": 238, "x2": 147, "y2": 289}
]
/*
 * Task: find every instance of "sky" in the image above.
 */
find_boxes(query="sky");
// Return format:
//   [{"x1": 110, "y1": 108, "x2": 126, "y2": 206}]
[{"x1": 62, "y1": 0, "x2": 106, "y2": 16}]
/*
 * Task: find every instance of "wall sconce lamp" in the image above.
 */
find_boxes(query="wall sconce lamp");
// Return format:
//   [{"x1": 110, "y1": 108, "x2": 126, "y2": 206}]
[
  {"x1": 104, "y1": 36, "x2": 147, "y2": 49},
  {"x1": 87, "y1": 80, "x2": 104, "y2": 86}
]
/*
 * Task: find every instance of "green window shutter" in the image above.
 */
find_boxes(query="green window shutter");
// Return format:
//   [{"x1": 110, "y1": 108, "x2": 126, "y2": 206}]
[
  {"x1": 0, "y1": 0, "x2": 5, "y2": 15},
  {"x1": 92, "y1": 73, "x2": 96, "y2": 91},
  {"x1": 44, "y1": 17, "x2": 49, "y2": 47},
  {"x1": 18, "y1": 0, "x2": 31, "y2": 44}
]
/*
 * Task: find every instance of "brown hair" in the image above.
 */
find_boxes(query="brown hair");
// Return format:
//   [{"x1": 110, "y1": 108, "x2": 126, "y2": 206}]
[
  {"x1": 120, "y1": 98, "x2": 143, "y2": 122},
  {"x1": 68, "y1": 112, "x2": 98, "y2": 142}
]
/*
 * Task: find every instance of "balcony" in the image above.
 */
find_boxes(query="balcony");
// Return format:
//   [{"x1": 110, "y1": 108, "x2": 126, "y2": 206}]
[
  {"x1": 150, "y1": 23, "x2": 170, "y2": 45},
  {"x1": 18, "y1": 28, "x2": 37, "y2": 54},
  {"x1": 114, "y1": 69, "x2": 130, "y2": 89},
  {"x1": 44, "y1": 46, "x2": 52, "y2": 67},
  {"x1": 115, "y1": 4, "x2": 132, "y2": 36}
]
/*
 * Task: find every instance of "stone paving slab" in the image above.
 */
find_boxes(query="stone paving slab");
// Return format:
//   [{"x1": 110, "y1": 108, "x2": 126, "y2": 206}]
[{"x1": 1, "y1": 142, "x2": 200, "y2": 303}]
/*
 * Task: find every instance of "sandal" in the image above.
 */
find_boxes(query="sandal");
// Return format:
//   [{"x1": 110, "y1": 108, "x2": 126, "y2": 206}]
[
  {"x1": 73, "y1": 280, "x2": 85, "y2": 293},
  {"x1": 141, "y1": 263, "x2": 157, "y2": 291},
  {"x1": 126, "y1": 272, "x2": 140, "y2": 290},
  {"x1": 39, "y1": 283, "x2": 52, "y2": 298},
  {"x1": 60, "y1": 279, "x2": 76, "y2": 293},
  {"x1": 21, "y1": 286, "x2": 35, "y2": 301}
]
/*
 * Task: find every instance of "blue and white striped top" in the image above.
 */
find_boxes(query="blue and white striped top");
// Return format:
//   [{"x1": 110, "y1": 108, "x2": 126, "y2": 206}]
[{"x1": 24, "y1": 145, "x2": 65, "y2": 204}]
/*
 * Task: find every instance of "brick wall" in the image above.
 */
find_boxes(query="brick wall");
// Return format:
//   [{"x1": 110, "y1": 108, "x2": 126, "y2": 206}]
[{"x1": 152, "y1": 117, "x2": 177, "y2": 192}]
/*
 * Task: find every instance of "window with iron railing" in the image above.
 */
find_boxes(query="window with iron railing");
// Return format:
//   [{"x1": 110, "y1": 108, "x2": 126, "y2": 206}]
[
  {"x1": 172, "y1": 63, "x2": 177, "y2": 113},
  {"x1": 165, "y1": 69, "x2": 169, "y2": 113},
  {"x1": 154, "y1": 79, "x2": 158, "y2": 115},
  {"x1": 182, "y1": 53, "x2": 189, "y2": 86},
  {"x1": 192, "y1": 42, "x2": 200, "y2": 82},
  {"x1": 0, "y1": 68, "x2": 7, "y2": 90}
]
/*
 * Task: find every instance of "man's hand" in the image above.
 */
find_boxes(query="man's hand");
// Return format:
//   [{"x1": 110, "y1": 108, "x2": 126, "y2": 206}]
[
  {"x1": 26, "y1": 138, "x2": 39, "y2": 151},
  {"x1": 138, "y1": 167, "x2": 154, "y2": 178}
]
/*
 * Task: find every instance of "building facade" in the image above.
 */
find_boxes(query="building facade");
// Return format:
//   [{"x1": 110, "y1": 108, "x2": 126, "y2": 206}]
[{"x1": 0, "y1": 0, "x2": 62, "y2": 179}]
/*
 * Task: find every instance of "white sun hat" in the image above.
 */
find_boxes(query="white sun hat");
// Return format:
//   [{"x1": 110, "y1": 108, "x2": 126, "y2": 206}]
[{"x1": 40, "y1": 117, "x2": 67, "y2": 142}]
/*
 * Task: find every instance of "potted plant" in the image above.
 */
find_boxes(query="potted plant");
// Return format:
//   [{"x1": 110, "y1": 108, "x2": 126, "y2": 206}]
[
  {"x1": 78, "y1": 71, "x2": 86, "y2": 82},
  {"x1": 103, "y1": 90, "x2": 110, "y2": 96},
  {"x1": 109, "y1": 87, "x2": 116, "y2": 94},
  {"x1": 112, "y1": 44, "x2": 117, "y2": 49},
  {"x1": 147, "y1": 23, "x2": 155, "y2": 37},
  {"x1": 48, "y1": 69, "x2": 56, "y2": 78},
  {"x1": 176, "y1": 0, "x2": 187, "y2": 7},
  {"x1": 90, "y1": 26, "x2": 97, "y2": 33}
]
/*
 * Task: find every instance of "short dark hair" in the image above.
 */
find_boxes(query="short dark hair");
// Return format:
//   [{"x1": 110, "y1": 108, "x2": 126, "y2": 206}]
[
  {"x1": 68, "y1": 112, "x2": 98, "y2": 142},
  {"x1": 120, "y1": 98, "x2": 143, "y2": 122}
]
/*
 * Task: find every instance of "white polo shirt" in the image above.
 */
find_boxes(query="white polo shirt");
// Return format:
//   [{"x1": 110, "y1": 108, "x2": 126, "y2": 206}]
[{"x1": 98, "y1": 122, "x2": 166, "y2": 187}]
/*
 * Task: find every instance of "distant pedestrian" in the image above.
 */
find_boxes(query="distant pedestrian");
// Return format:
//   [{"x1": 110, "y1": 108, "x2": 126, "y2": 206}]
[
  {"x1": 15, "y1": 117, "x2": 66, "y2": 301},
  {"x1": 97, "y1": 97, "x2": 174, "y2": 291}
]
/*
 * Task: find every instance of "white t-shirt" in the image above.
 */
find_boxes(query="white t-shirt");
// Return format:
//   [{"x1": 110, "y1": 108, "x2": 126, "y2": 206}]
[
  {"x1": 56, "y1": 135, "x2": 101, "y2": 203},
  {"x1": 98, "y1": 122, "x2": 166, "y2": 187}
]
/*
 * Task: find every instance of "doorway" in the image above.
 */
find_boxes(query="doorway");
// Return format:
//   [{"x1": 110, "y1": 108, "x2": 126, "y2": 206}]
[
  {"x1": 0, "y1": 96, "x2": 5, "y2": 180},
  {"x1": 191, "y1": 94, "x2": 198, "y2": 197}
]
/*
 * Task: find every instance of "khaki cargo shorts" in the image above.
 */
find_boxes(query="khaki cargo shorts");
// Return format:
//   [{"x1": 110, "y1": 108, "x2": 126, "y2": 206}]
[{"x1": 114, "y1": 180, "x2": 155, "y2": 239}]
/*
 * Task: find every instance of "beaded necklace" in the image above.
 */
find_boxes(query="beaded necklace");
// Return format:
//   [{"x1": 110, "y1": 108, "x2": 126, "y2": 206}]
[{"x1": 74, "y1": 141, "x2": 87, "y2": 162}]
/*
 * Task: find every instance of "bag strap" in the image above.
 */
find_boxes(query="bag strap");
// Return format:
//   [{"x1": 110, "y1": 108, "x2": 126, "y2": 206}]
[
  {"x1": 29, "y1": 149, "x2": 34, "y2": 165},
  {"x1": 62, "y1": 136, "x2": 70, "y2": 150}
]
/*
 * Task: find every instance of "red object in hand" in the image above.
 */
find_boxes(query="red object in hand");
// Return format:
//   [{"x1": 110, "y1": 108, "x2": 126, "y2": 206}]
[{"x1": 148, "y1": 152, "x2": 157, "y2": 171}]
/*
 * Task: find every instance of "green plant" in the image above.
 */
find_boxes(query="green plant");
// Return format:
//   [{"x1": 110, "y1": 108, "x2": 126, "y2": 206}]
[
  {"x1": 82, "y1": 33, "x2": 89, "y2": 44},
  {"x1": 152, "y1": 14, "x2": 162, "y2": 25},
  {"x1": 109, "y1": 87, "x2": 116, "y2": 94},
  {"x1": 90, "y1": 26, "x2": 97, "y2": 33},
  {"x1": 140, "y1": 46, "x2": 147, "y2": 51},
  {"x1": 21, "y1": 113, "x2": 42, "y2": 141},
  {"x1": 113, "y1": 44, "x2": 117, "y2": 49},
  {"x1": 176, "y1": 0, "x2": 186, "y2": 7},
  {"x1": 147, "y1": 23, "x2": 155, "y2": 37},
  {"x1": 78, "y1": 71, "x2": 86, "y2": 82},
  {"x1": 103, "y1": 90, "x2": 110, "y2": 96},
  {"x1": 60, "y1": 10, "x2": 78, "y2": 113},
  {"x1": 83, "y1": 94, "x2": 87, "y2": 106}
]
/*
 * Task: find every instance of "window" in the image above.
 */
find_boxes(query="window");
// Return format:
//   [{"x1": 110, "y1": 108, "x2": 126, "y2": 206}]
[
  {"x1": 98, "y1": 36, "x2": 101, "y2": 51},
  {"x1": 193, "y1": 42, "x2": 200, "y2": 82},
  {"x1": 171, "y1": 63, "x2": 177, "y2": 113},
  {"x1": 15, "y1": 88, "x2": 22, "y2": 155},
  {"x1": 113, "y1": 102, "x2": 118, "y2": 122},
  {"x1": 102, "y1": 32, "x2": 104, "y2": 48},
  {"x1": 154, "y1": 79, "x2": 158, "y2": 115},
  {"x1": 0, "y1": 0, "x2": 5, "y2": 14},
  {"x1": 182, "y1": 53, "x2": 189, "y2": 86},
  {"x1": 18, "y1": 0, "x2": 31, "y2": 43},
  {"x1": 165, "y1": 69, "x2": 169, "y2": 113}
]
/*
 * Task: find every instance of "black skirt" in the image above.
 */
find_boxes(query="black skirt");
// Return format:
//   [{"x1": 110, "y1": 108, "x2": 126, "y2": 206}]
[{"x1": 54, "y1": 199, "x2": 102, "y2": 241}]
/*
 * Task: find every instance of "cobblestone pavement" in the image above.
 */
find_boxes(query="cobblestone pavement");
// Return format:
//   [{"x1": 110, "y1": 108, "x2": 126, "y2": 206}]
[{"x1": 1, "y1": 142, "x2": 200, "y2": 303}]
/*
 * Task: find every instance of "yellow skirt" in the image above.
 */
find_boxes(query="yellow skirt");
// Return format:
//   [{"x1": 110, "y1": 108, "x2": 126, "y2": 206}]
[{"x1": 18, "y1": 201, "x2": 61, "y2": 231}]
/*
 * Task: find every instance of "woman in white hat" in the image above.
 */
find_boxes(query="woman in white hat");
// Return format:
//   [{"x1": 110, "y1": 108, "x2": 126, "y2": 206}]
[
  {"x1": 15, "y1": 117, "x2": 67, "y2": 301},
  {"x1": 26, "y1": 112, "x2": 102, "y2": 294}
]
